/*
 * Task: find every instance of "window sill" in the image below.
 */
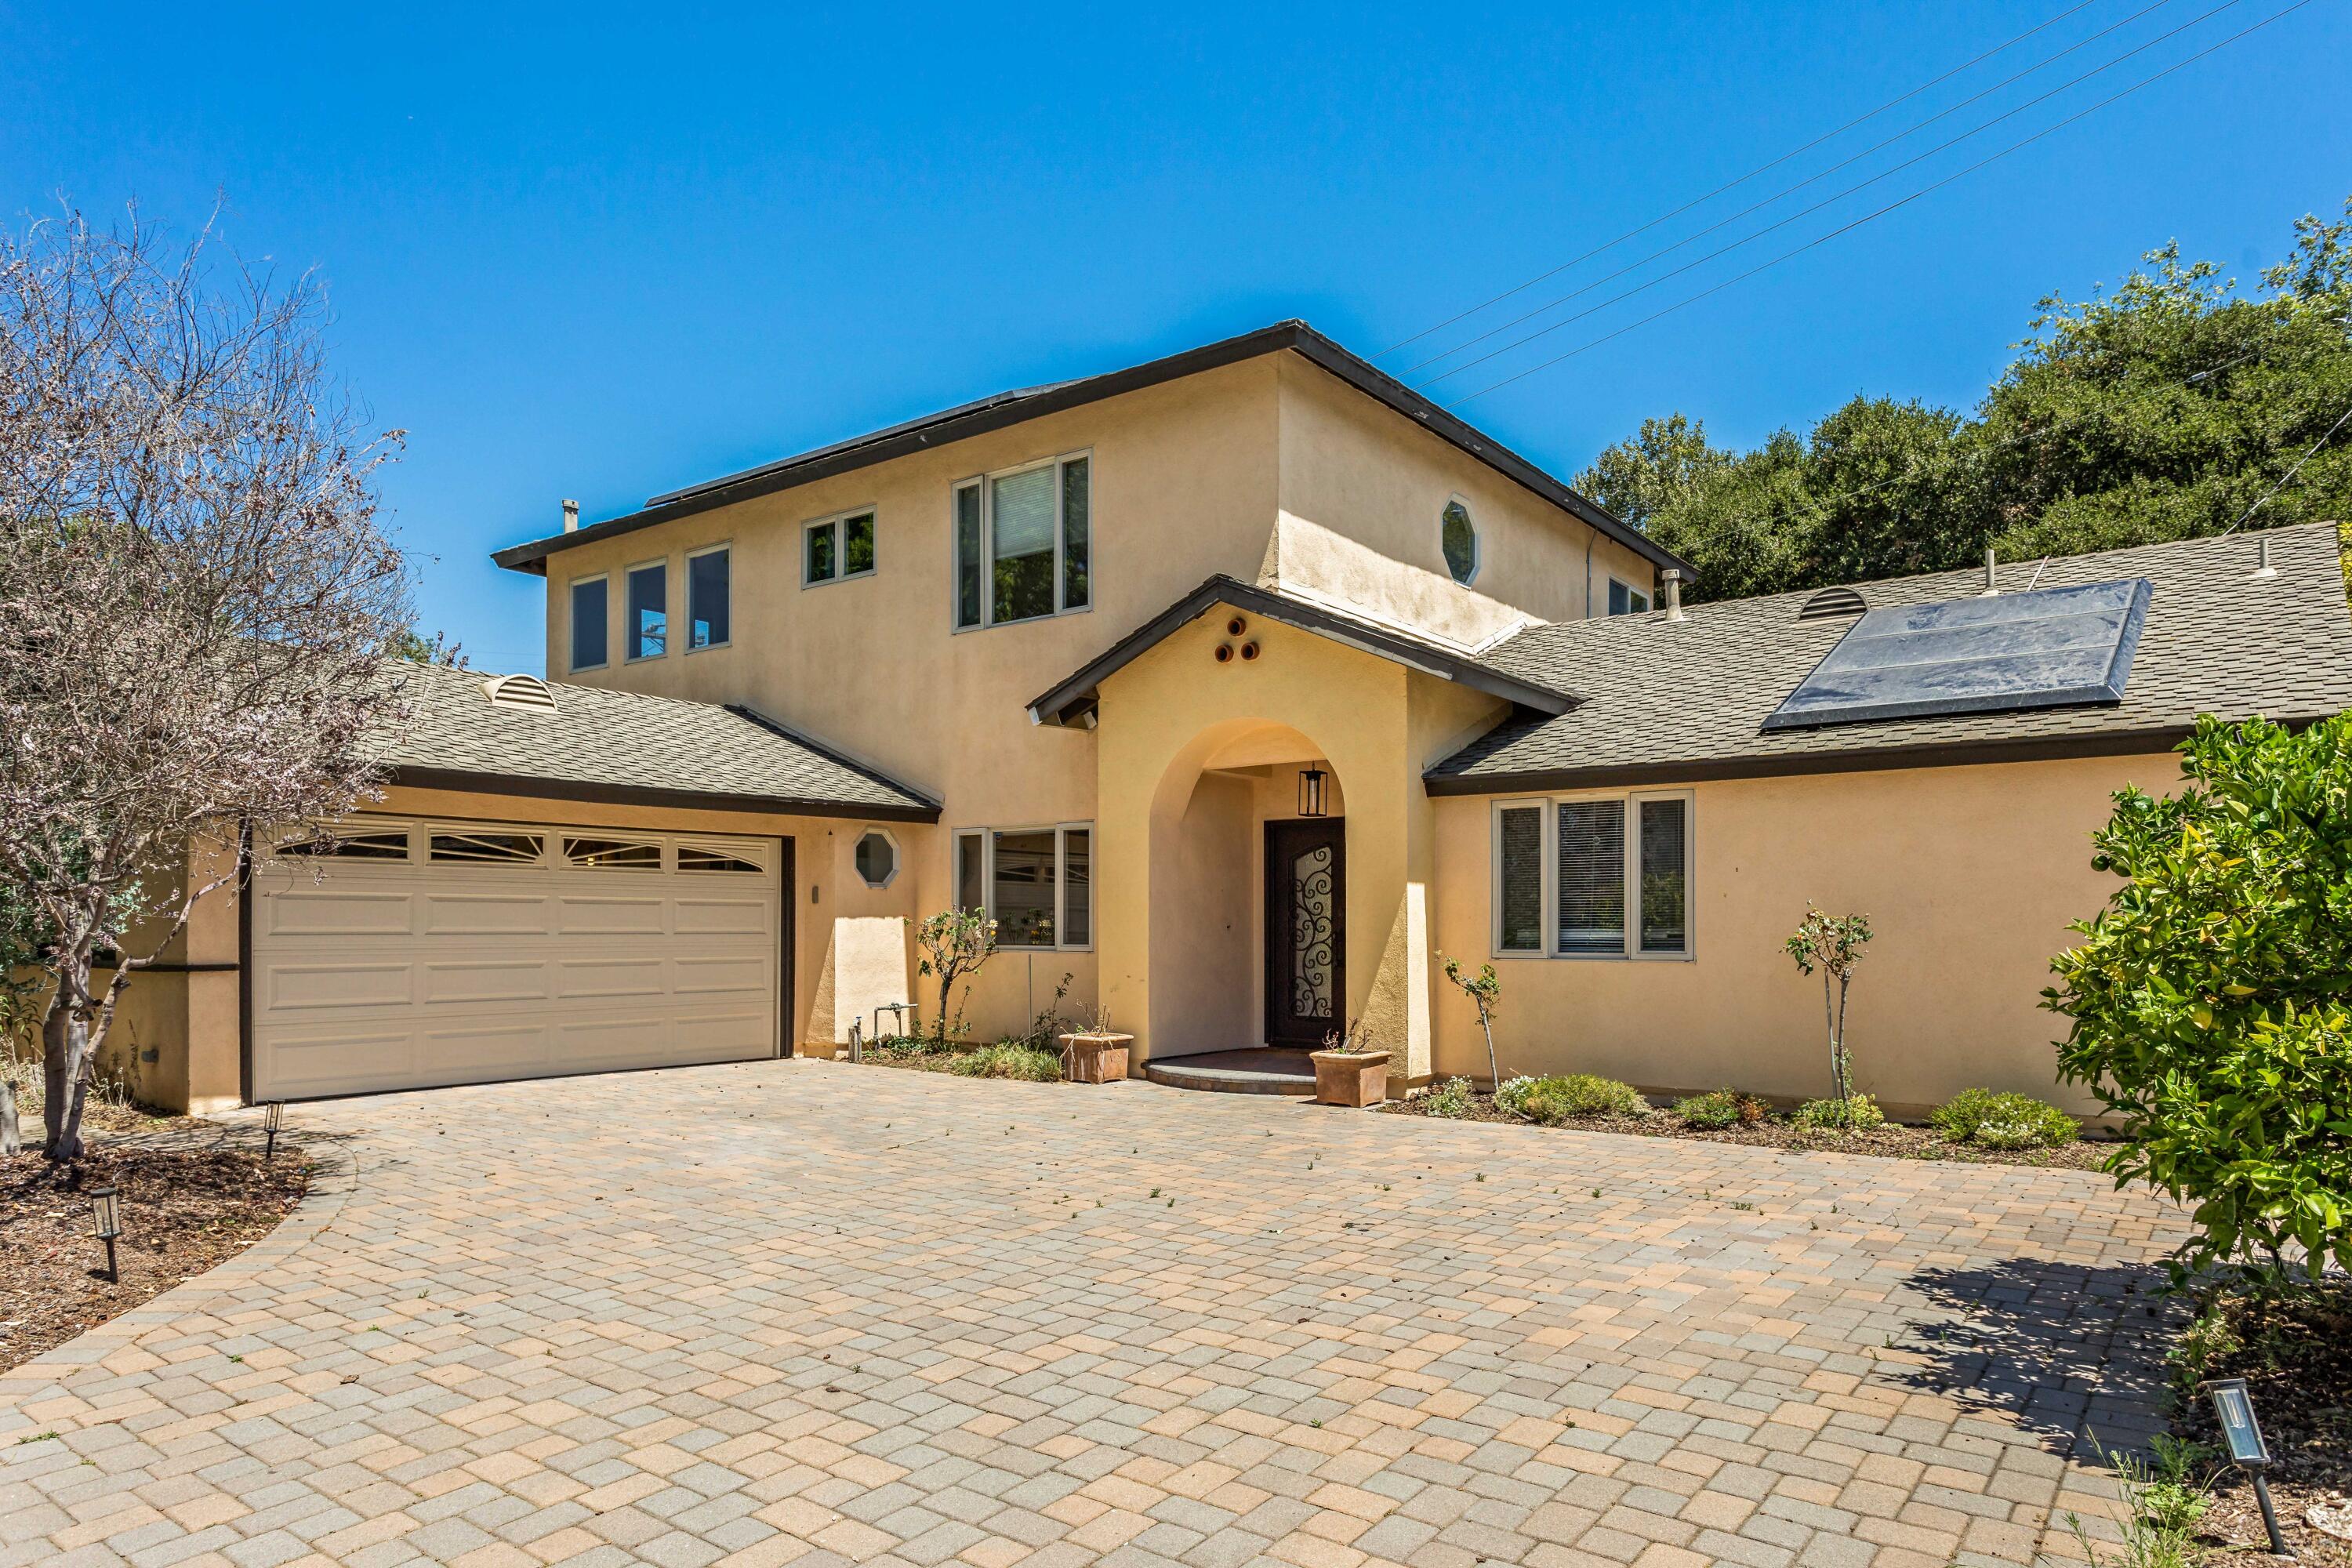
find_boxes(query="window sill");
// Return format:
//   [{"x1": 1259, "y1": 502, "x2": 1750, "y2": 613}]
[
  {"x1": 802, "y1": 569, "x2": 876, "y2": 590},
  {"x1": 569, "y1": 662, "x2": 608, "y2": 675},
  {"x1": 953, "y1": 602, "x2": 1093, "y2": 635},
  {"x1": 685, "y1": 640, "x2": 732, "y2": 655}
]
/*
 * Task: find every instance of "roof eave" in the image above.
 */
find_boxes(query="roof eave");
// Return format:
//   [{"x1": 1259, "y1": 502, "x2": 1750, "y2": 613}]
[
  {"x1": 490, "y1": 322, "x2": 1693, "y2": 581},
  {"x1": 1025, "y1": 575, "x2": 1580, "y2": 727},
  {"x1": 382, "y1": 764, "x2": 942, "y2": 822}
]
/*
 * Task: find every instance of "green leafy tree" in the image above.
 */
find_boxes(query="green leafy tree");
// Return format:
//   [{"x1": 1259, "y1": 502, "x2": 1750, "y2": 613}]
[
  {"x1": 2046, "y1": 714, "x2": 2352, "y2": 1287},
  {"x1": 1436, "y1": 954, "x2": 1504, "y2": 1087},
  {"x1": 1579, "y1": 195, "x2": 2352, "y2": 600},
  {"x1": 394, "y1": 627, "x2": 469, "y2": 668},
  {"x1": 1785, "y1": 906, "x2": 1871, "y2": 1107},
  {"x1": 909, "y1": 909, "x2": 997, "y2": 1051}
]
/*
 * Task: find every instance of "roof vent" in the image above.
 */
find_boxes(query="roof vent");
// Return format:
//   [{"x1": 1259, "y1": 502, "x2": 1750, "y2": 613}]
[
  {"x1": 1797, "y1": 586, "x2": 1867, "y2": 621},
  {"x1": 481, "y1": 673, "x2": 560, "y2": 713}
]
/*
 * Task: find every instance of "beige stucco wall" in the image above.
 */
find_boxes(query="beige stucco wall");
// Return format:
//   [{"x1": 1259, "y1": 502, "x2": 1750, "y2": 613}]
[
  {"x1": 1270, "y1": 354, "x2": 1660, "y2": 640},
  {"x1": 1096, "y1": 609, "x2": 1505, "y2": 1076},
  {"x1": 532, "y1": 347, "x2": 1649, "y2": 1046},
  {"x1": 1427, "y1": 752, "x2": 2180, "y2": 1118}
]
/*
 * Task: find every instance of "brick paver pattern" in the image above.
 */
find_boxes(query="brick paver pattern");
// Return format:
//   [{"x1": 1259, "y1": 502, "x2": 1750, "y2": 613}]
[{"x1": 1, "y1": 1061, "x2": 2190, "y2": 1568}]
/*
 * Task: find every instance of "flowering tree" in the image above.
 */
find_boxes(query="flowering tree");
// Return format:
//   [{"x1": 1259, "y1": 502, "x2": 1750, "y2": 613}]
[
  {"x1": 0, "y1": 205, "x2": 412, "y2": 1159},
  {"x1": 1785, "y1": 906, "x2": 1872, "y2": 1108},
  {"x1": 909, "y1": 909, "x2": 997, "y2": 1051}
]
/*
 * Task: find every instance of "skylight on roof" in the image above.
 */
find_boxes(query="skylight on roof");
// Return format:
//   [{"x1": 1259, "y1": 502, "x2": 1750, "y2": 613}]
[{"x1": 1761, "y1": 578, "x2": 2152, "y2": 731}]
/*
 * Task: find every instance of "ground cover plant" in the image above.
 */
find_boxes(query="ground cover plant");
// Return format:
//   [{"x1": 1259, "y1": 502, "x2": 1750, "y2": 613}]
[
  {"x1": 946, "y1": 1043, "x2": 1064, "y2": 1081},
  {"x1": 1931, "y1": 1088, "x2": 2078, "y2": 1150}
]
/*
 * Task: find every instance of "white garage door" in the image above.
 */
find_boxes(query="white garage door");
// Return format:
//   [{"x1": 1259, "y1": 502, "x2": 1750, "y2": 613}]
[{"x1": 250, "y1": 817, "x2": 783, "y2": 1101}]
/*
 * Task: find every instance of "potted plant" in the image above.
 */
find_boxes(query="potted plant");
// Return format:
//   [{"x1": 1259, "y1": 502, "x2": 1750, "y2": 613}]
[
  {"x1": 1311, "y1": 1016, "x2": 1388, "y2": 1107},
  {"x1": 1058, "y1": 1004, "x2": 1133, "y2": 1084}
]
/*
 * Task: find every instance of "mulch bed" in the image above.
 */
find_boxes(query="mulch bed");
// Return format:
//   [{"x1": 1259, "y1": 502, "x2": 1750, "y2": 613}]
[
  {"x1": 2175, "y1": 1281, "x2": 2352, "y2": 1564},
  {"x1": 1377, "y1": 1086, "x2": 2108, "y2": 1171},
  {"x1": 1, "y1": 1120, "x2": 308, "y2": 1375}
]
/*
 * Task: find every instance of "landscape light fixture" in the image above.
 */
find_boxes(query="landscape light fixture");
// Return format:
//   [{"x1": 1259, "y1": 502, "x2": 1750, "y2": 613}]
[
  {"x1": 263, "y1": 1101, "x2": 284, "y2": 1160},
  {"x1": 2201, "y1": 1377, "x2": 2291, "y2": 1556},
  {"x1": 1298, "y1": 766, "x2": 1329, "y2": 818},
  {"x1": 89, "y1": 1185, "x2": 122, "y2": 1283}
]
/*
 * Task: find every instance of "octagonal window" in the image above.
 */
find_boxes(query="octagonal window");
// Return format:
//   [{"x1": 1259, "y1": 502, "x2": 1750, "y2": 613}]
[
  {"x1": 1440, "y1": 499, "x2": 1478, "y2": 585},
  {"x1": 854, "y1": 829, "x2": 900, "y2": 889}
]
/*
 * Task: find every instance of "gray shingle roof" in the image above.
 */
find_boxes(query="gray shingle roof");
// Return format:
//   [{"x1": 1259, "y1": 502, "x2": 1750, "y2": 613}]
[
  {"x1": 1428, "y1": 523, "x2": 2352, "y2": 791},
  {"x1": 372, "y1": 661, "x2": 938, "y2": 820}
]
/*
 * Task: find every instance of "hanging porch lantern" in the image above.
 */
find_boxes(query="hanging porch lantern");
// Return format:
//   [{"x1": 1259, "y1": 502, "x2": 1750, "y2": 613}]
[{"x1": 1298, "y1": 766, "x2": 1330, "y2": 818}]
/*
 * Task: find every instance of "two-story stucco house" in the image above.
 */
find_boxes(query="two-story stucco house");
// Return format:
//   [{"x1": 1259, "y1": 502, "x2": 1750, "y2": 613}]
[{"x1": 118, "y1": 321, "x2": 2352, "y2": 1120}]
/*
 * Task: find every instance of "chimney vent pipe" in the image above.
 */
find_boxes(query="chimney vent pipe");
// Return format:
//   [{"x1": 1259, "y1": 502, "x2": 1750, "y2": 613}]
[
  {"x1": 1978, "y1": 544, "x2": 1999, "y2": 596},
  {"x1": 561, "y1": 499, "x2": 580, "y2": 534},
  {"x1": 2252, "y1": 535, "x2": 2278, "y2": 579},
  {"x1": 1661, "y1": 568, "x2": 1686, "y2": 621}
]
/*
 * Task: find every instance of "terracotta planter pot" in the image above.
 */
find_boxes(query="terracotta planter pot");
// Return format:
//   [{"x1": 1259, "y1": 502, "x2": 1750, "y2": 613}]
[
  {"x1": 1311, "y1": 1050, "x2": 1388, "y2": 1107},
  {"x1": 1061, "y1": 1033, "x2": 1134, "y2": 1084}
]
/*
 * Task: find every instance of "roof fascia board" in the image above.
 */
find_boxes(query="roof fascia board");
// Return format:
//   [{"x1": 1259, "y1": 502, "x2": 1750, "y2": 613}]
[
  {"x1": 724, "y1": 702, "x2": 944, "y2": 811},
  {"x1": 492, "y1": 323, "x2": 1692, "y2": 579},
  {"x1": 1420, "y1": 724, "x2": 2212, "y2": 795},
  {"x1": 1025, "y1": 575, "x2": 1579, "y2": 726},
  {"x1": 383, "y1": 764, "x2": 942, "y2": 823}
]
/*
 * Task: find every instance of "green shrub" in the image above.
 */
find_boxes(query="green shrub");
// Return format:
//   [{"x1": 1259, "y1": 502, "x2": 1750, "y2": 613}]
[
  {"x1": 1491, "y1": 1076, "x2": 1537, "y2": 1120},
  {"x1": 1931, "y1": 1089, "x2": 2078, "y2": 1149},
  {"x1": 946, "y1": 1043, "x2": 1063, "y2": 1081},
  {"x1": 2047, "y1": 714, "x2": 2352, "y2": 1285},
  {"x1": 1673, "y1": 1088, "x2": 1768, "y2": 1129},
  {"x1": 1506, "y1": 1073, "x2": 1644, "y2": 1124},
  {"x1": 1791, "y1": 1093, "x2": 1885, "y2": 1131},
  {"x1": 1422, "y1": 1077, "x2": 1476, "y2": 1118}
]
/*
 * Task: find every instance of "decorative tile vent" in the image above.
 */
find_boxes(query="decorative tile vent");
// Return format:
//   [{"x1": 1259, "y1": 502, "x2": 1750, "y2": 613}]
[{"x1": 481, "y1": 673, "x2": 559, "y2": 713}]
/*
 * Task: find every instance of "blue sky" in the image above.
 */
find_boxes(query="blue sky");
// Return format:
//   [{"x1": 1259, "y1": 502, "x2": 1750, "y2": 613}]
[{"x1": 4, "y1": 1, "x2": 2344, "y2": 672}]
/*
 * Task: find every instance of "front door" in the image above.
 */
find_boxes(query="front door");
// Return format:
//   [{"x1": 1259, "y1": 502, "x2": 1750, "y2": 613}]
[{"x1": 1265, "y1": 818, "x2": 1345, "y2": 1047}]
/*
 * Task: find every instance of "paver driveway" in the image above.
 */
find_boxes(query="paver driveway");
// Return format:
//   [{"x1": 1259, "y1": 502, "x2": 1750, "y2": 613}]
[{"x1": 2, "y1": 1060, "x2": 2190, "y2": 1568}]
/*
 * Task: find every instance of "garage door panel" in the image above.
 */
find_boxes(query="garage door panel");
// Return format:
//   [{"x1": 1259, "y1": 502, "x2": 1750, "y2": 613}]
[
  {"x1": 555, "y1": 957, "x2": 668, "y2": 1000},
  {"x1": 262, "y1": 889, "x2": 414, "y2": 938},
  {"x1": 672, "y1": 953, "x2": 771, "y2": 996},
  {"x1": 251, "y1": 818, "x2": 783, "y2": 1101},
  {"x1": 420, "y1": 959, "x2": 553, "y2": 1006},
  {"x1": 423, "y1": 892, "x2": 558, "y2": 937},
  {"x1": 267, "y1": 962, "x2": 412, "y2": 1012},
  {"x1": 673, "y1": 896, "x2": 772, "y2": 937},
  {"x1": 556, "y1": 895, "x2": 669, "y2": 936}
]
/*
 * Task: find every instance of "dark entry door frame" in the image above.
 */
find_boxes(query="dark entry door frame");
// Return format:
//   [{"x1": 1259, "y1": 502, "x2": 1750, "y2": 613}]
[{"x1": 1264, "y1": 817, "x2": 1345, "y2": 1047}]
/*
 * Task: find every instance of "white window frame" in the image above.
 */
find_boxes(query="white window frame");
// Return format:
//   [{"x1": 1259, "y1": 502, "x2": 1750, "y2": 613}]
[
  {"x1": 624, "y1": 558, "x2": 670, "y2": 662},
  {"x1": 685, "y1": 542, "x2": 731, "y2": 653},
  {"x1": 802, "y1": 508, "x2": 877, "y2": 588},
  {"x1": 952, "y1": 449, "x2": 1091, "y2": 632},
  {"x1": 1607, "y1": 577, "x2": 1652, "y2": 616},
  {"x1": 1440, "y1": 495, "x2": 1480, "y2": 587},
  {"x1": 951, "y1": 822, "x2": 1094, "y2": 950},
  {"x1": 568, "y1": 573, "x2": 610, "y2": 673},
  {"x1": 1490, "y1": 789, "x2": 1694, "y2": 962},
  {"x1": 853, "y1": 828, "x2": 902, "y2": 890}
]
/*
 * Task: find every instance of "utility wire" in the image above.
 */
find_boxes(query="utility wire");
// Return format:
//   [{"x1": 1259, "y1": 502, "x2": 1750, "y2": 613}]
[
  {"x1": 1403, "y1": 0, "x2": 2183, "y2": 376},
  {"x1": 1442, "y1": 0, "x2": 2317, "y2": 406},
  {"x1": 1421, "y1": 0, "x2": 2252, "y2": 392},
  {"x1": 2223, "y1": 400, "x2": 2352, "y2": 532},
  {"x1": 1374, "y1": 0, "x2": 2108, "y2": 359}
]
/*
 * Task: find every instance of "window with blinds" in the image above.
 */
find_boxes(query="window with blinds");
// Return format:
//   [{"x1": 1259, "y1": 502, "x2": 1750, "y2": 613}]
[
  {"x1": 953, "y1": 452, "x2": 1091, "y2": 630},
  {"x1": 1490, "y1": 792, "x2": 1693, "y2": 960},
  {"x1": 1557, "y1": 800, "x2": 1627, "y2": 955}
]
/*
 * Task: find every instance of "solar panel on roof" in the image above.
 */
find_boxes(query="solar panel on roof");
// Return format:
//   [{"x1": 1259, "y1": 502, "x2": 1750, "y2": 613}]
[{"x1": 1761, "y1": 577, "x2": 2152, "y2": 731}]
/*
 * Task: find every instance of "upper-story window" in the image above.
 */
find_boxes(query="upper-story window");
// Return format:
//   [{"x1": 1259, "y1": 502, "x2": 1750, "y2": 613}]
[
  {"x1": 626, "y1": 561, "x2": 667, "y2": 660},
  {"x1": 1607, "y1": 578, "x2": 1651, "y2": 616},
  {"x1": 954, "y1": 453, "x2": 1089, "y2": 630},
  {"x1": 687, "y1": 545, "x2": 730, "y2": 650},
  {"x1": 1440, "y1": 499, "x2": 1478, "y2": 586},
  {"x1": 804, "y1": 510, "x2": 876, "y2": 586},
  {"x1": 569, "y1": 575, "x2": 608, "y2": 672}
]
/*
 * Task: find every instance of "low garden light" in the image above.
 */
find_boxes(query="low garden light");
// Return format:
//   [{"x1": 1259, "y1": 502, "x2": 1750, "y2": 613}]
[
  {"x1": 89, "y1": 1185, "x2": 122, "y2": 1283},
  {"x1": 1298, "y1": 766, "x2": 1329, "y2": 818},
  {"x1": 263, "y1": 1100, "x2": 284, "y2": 1160},
  {"x1": 2201, "y1": 1377, "x2": 2290, "y2": 1556}
]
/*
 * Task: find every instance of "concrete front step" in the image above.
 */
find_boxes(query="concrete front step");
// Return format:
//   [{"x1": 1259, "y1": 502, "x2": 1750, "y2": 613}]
[{"x1": 1143, "y1": 1047, "x2": 1319, "y2": 1095}]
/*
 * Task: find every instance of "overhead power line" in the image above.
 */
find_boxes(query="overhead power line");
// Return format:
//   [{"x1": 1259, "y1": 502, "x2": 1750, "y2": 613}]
[
  {"x1": 1439, "y1": 0, "x2": 2315, "y2": 406},
  {"x1": 1419, "y1": 0, "x2": 2252, "y2": 393},
  {"x1": 1403, "y1": 0, "x2": 2183, "y2": 376},
  {"x1": 1374, "y1": 0, "x2": 2107, "y2": 360},
  {"x1": 2225, "y1": 401, "x2": 2352, "y2": 533}
]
